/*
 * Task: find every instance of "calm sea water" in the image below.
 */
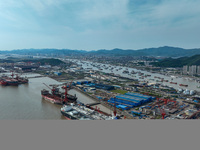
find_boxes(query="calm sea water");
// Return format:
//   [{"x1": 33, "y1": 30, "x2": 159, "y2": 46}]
[
  {"x1": 70, "y1": 60, "x2": 200, "y2": 92},
  {"x1": 0, "y1": 73, "x2": 112, "y2": 119}
]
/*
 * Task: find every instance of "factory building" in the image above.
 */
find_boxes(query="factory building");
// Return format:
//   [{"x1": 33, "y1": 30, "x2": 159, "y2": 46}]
[{"x1": 108, "y1": 92, "x2": 154, "y2": 110}]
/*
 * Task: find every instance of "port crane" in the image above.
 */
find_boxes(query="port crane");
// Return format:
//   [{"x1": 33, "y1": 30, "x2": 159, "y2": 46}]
[
  {"x1": 157, "y1": 98, "x2": 177, "y2": 108},
  {"x1": 113, "y1": 97, "x2": 117, "y2": 116},
  {"x1": 152, "y1": 100, "x2": 166, "y2": 119},
  {"x1": 43, "y1": 83, "x2": 58, "y2": 96},
  {"x1": 10, "y1": 71, "x2": 15, "y2": 78},
  {"x1": 62, "y1": 80, "x2": 74, "y2": 104},
  {"x1": 157, "y1": 103, "x2": 166, "y2": 119}
]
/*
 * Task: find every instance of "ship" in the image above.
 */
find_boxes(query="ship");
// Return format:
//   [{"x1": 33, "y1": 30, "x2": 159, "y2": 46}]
[
  {"x1": 0, "y1": 79, "x2": 8, "y2": 85},
  {"x1": 122, "y1": 70, "x2": 129, "y2": 74},
  {"x1": 15, "y1": 75, "x2": 29, "y2": 84},
  {"x1": 60, "y1": 103, "x2": 113, "y2": 120},
  {"x1": 179, "y1": 84, "x2": 188, "y2": 87},
  {"x1": 41, "y1": 89, "x2": 64, "y2": 104},
  {"x1": 131, "y1": 70, "x2": 136, "y2": 74},
  {"x1": 0, "y1": 77, "x2": 19, "y2": 86},
  {"x1": 0, "y1": 73, "x2": 28, "y2": 86},
  {"x1": 41, "y1": 83, "x2": 77, "y2": 105},
  {"x1": 170, "y1": 82, "x2": 177, "y2": 84},
  {"x1": 6, "y1": 79, "x2": 19, "y2": 86}
]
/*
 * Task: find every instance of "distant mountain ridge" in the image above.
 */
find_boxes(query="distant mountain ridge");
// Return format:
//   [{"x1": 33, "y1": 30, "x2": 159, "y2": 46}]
[
  {"x1": 0, "y1": 46, "x2": 200, "y2": 57},
  {"x1": 152, "y1": 54, "x2": 200, "y2": 67}
]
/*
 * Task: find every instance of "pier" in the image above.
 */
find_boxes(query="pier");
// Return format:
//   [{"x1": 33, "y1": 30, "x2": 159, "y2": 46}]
[
  {"x1": 27, "y1": 75, "x2": 45, "y2": 79},
  {"x1": 86, "y1": 102, "x2": 101, "y2": 106}
]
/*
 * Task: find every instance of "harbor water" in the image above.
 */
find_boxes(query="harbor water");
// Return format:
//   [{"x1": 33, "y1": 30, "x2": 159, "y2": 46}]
[
  {"x1": 69, "y1": 59, "x2": 200, "y2": 92},
  {"x1": 0, "y1": 73, "x2": 111, "y2": 119}
]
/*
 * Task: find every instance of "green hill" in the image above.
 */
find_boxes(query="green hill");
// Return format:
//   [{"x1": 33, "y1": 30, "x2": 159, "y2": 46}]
[
  {"x1": 152, "y1": 55, "x2": 200, "y2": 67},
  {"x1": 1, "y1": 46, "x2": 200, "y2": 57}
]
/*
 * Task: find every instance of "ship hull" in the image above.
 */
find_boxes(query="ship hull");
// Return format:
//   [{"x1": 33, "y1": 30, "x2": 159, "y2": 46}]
[
  {"x1": 0, "y1": 81, "x2": 7, "y2": 85},
  {"x1": 179, "y1": 84, "x2": 188, "y2": 87},
  {"x1": 42, "y1": 95, "x2": 63, "y2": 105}
]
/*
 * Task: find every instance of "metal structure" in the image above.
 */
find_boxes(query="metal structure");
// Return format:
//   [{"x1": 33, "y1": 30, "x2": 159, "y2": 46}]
[
  {"x1": 152, "y1": 100, "x2": 166, "y2": 119},
  {"x1": 62, "y1": 80, "x2": 74, "y2": 103},
  {"x1": 113, "y1": 97, "x2": 117, "y2": 116},
  {"x1": 157, "y1": 98, "x2": 176, "y2": 108},
  {"x1": 43, "y1": 83, "x2": 56, "y2": 95},
  {"x1": 157, "y1": 103, "x2": 166, "y2": 119}
]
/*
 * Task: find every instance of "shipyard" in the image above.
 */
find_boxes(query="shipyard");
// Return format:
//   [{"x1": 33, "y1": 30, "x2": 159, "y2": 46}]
[
  {"x1": 0, "y1": 55, "x2": 200, "y2": 120},
  {"x1": 1, "y1": 1, "x2": 200, "y2": 149}
]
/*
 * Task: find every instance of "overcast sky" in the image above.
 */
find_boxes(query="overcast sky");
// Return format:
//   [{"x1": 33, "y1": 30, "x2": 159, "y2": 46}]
[{"x1": 0, "y1": 0, "x2": 200, "y2": 50}]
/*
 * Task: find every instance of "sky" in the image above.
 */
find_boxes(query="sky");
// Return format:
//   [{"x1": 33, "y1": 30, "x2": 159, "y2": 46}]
[{"x1": 0, "y1": 0, "x2": 200, "y2": 51}]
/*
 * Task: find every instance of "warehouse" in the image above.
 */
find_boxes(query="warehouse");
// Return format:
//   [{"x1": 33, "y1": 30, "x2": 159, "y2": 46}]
[
  {"x1": 125, "y1": 92, "x2": 155, "y2": 102},
  {"x1": 108, "y1": 93, "x2": 154, "y2": 108},
  {"x1": 108, "y1": 98, "x2": 136, "y2": 107}
]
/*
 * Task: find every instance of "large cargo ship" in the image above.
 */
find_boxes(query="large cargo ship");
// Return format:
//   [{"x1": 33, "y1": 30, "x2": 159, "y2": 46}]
[
  {"x1": 15, "y1": 76, "x2": 29, "y2": 84},
  {"x1": 0, "y1": 78, "x2": 19, "y2": 86},
  {"x1": 41, "y1": 89, "x2": 64, "y2": 104},
  {"x1": 6, "y1": 79, "x2": 19, "y2": 86},
  {"x1": 60, "y1": 103, "x2": 113, "y2": 120},
  {"x1": 41, "y1": 84, "x2": 77, "y2": 105},
  {"x1": 0, "y1": 73, "x2": 28, "y2": 86}
]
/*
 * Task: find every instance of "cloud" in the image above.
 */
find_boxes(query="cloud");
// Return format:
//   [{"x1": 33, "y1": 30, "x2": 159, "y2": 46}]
[{"x1": 0, "y1": 0, "x2": 200, "y2": 50}]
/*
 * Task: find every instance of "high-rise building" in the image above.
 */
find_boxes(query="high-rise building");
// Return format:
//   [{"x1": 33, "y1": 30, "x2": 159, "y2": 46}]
[
  {"x1": 197, "y1": 66, "x2": 200, "y2": 75},
  {"x1": 183, "y1": 65, "x2": 188, "y2": 75},
  {"x1": 189, "y1": 65, "x2": 197, "y2": 76}
]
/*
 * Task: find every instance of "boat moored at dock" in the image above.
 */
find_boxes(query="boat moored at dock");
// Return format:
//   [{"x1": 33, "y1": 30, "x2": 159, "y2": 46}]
[{"x1": 60, "y1": 103, "x2": 114, "y2": 120}]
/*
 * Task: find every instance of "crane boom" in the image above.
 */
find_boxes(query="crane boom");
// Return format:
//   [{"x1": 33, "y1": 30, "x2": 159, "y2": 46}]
[{"x1": 43, "y1": 83, "x2": 52, "y2": 90}]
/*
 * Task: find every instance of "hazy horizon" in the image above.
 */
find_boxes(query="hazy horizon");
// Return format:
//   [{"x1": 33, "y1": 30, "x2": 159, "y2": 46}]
[
  {"x1": 1, "y1": 0, "x2": 200, "y2": 50},
  {"x1": 1, "y1": 45, "x2": 200, "y2": 52}
]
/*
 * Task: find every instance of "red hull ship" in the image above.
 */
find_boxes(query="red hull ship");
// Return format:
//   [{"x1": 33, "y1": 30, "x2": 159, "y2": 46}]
[
  {"x1": 41, "y1": 83, "x2": 77, "y2": 105},
  {"x1": 0, "y1": 78, "x2": 19, "y2": 86},
  {"x1": 0, "y1": 80, "x2": 7, "y2": 85},
  {"x1": 0, "y1": 73, "x2": 29, "y2": 86},
  {"x1": 179, "y1": 84, "x2": 188, "y2": 87},
  {"x1": 41, "y1": 89, "x2": 64, "y2": 104},
  {"x1": 170, "y1": 82, "x2": 177, "y2": 84}
]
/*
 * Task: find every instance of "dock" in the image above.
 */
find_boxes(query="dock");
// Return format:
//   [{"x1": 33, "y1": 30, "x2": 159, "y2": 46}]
[
  {"x1": 27, "y1": 76, "x2": 45, "y2": 79},
  {"x1": 86, "y1": 102, "x2": 101, "y2": 106}
]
